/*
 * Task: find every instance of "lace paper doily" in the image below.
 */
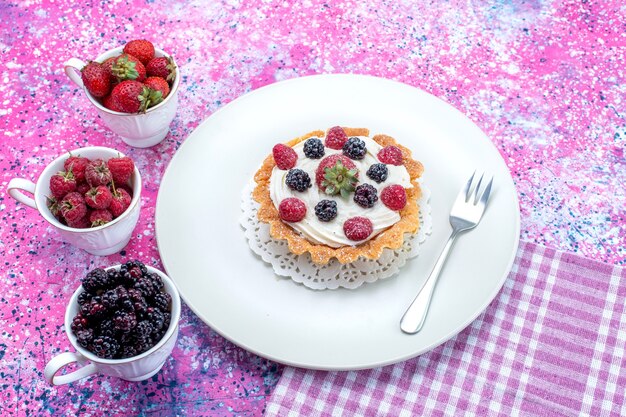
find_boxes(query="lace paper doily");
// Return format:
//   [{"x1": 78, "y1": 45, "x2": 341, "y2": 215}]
[{"x1": 240, "y1": 180, "x2": 432, "y2": 290}]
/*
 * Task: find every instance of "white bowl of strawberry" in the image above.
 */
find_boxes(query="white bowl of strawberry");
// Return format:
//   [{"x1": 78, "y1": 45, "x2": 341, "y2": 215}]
[
  {"x1": 64, "y1": 39, "x2": 180, "y2": 148},
  {"x1": 7, "y1": 147, "x2": 142, "y2": 256}
]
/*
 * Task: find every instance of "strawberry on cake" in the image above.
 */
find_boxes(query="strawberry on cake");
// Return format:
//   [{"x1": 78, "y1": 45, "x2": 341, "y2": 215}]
[{"x1": 253, "y1": 126, "x2": 424, "y2": 264}]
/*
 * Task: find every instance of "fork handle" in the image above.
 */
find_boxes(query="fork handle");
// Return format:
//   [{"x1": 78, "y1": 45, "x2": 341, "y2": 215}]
[{"x1": 400, "y1": 230, "x2": 459, "y2": 334}]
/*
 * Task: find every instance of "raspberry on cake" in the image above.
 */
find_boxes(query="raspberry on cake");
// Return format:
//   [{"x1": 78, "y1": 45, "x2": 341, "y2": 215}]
[{"x1": 253, "y1": 126, "x2": 424, "y2": 264}]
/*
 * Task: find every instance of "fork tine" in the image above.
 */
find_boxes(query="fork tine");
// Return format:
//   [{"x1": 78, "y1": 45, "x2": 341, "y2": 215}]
[
  {"x1": 464, "y1": 171, "x2": 476, "y2": 201},
  {"x1": 478, "y1": 176, "x2": 493, "y2": 207},
  {"x1": 473, "y1": 172, "x2": 485, "y2": 204}
]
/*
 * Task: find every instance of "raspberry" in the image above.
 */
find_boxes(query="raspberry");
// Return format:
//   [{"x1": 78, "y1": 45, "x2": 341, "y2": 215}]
[
  {"x1": 91, "y1": 335, "x2": 119, "y2": 359},
  {"x1": 325, "y1": 126, "x2": 348, "y2": 150},
  {"x1": 272, "y1": 144, "x2": 298, "y2": 170},
  {"x1": 342, "y1": 137, "x2": 367, "y2": 160},
  {"x1": 303, "y1": 138, "x2": 325, "y2": 159},
  {"x1": 60, "y1": 192, "x2": 87, "y2": 224},
  {"x1": 67, "y1": 213, "x2": 91, "y2": 229},
  {"x1": 49, "y1": 170, "x2": 77, "y2": 199},
  {"x1": 314, "y1": 200, "x2": 338, "y2": 222},
  {"x1": 366, "y1": 163, "x2": 388, "y2": 183},
  {"x1": 82, "y1": 268, "x2": 111, "y2": 294},
  {"x1": 64, "y1": 155, "x2": 90, "y2": 184},
  {"x1": 278, "y1": 198, "x2": 307, "y2": 222},
  {"x1": 353, "y1": 184, "x2": 378, "y2": 208},
  {"x1": 76, "y1": 182, "x2": 91, "y2": 195},
  {"x1": 90, "y1": 209, "x2": 113, "y2": 227},
  {"x1": 85, "y1": 185, "x2": 113, "y2": 209},
  {"x1": 314, "y1": 154, "x2": 357, "y2": 187},
  {"x1": 285, "y1": 169, "x2": 312, "y2": 192},
  {"x1": 380, "y1": 185, "x2": 407, "y2": 211},
  {"x1": 109, "y1": 187, "x2": 132, "y2": 218},
  {"x1": 377, "y1": 146, "x2": 403, "y2": 165},
  {"x1": 343, "y1": 217, "x2": 374, "y2": 241},
  {"x1": 85, "y1": 159, "x2": 113, "y2": 187},
  {"x1": 107, "y1": 156, "x2": 134, "y2": 186}
]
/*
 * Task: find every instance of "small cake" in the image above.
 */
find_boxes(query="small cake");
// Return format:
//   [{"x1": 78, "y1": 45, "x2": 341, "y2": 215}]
[{"x1": 253, "y1": 126, "x2": 424, "y2": 264}]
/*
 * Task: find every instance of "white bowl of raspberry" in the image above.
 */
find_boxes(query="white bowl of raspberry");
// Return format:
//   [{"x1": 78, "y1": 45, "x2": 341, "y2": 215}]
[
  {"x1": 64, "y1": 42, "x2": 180, "y2": 148},
  {"x1": 6, "y1": 146, "x2": 141, "y2": 256},
  {"x1": 44, "y1": 262, "x2": 181, "y2": 385}
]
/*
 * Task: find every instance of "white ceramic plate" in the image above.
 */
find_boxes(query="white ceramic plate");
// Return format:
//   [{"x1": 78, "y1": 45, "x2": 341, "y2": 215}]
[{"x1": 156, "y1": 74, "x2": 520, "y2": 370}]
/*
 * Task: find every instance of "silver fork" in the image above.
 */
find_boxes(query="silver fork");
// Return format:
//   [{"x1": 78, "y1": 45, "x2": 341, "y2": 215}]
[{"x1": 400, "y1": 172, "x2": 494, "y2": 334}]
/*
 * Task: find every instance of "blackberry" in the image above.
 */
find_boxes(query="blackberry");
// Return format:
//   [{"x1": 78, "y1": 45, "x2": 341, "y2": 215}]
[
  {"x1": 134, "y1": 336, "x2": 154, "y2": 355},
  {"x1": 146, "y1": 307, "x2": 166, "y2": 333},
  {"x1": 101, "y1": 288, "x2": 119, "y2": 310},
  {"x1": 91, "y1": 336, "x2": 119, "y2": 359},
  {"x1": 77, "y1": 291, "x2": 92, "y2": 306},
  {"x1": 134, "y1": 277, "x2": 157, "y2": 299},
  {"x1": 152, "y1": 292, "x2": 171, "y2": 311},
  {"x1": 125, "y1": 260, "x2": 147, "y2": 278},
  {"x1": 113, "y1": 312, "x2": 137, "y2": 334},
  {"x1": 75, "y1": 328, "x2": 94, "y2": 349},
  {"x1": 106, "y1": 269, "x2": 122, "y2": 288},
  {"x1": 153, "y1": 329, "x2": 167, "y2": 345},
  {"x1": 366, "y1": 163, "x2": 388, "y2": 183},
  {"x1": 82, "y1": 268, "x2": 110, "y2": 294},
  {"x1": 119, "y1": 344, "x2": 138, "y2": 359},
  {"x1": 285, "y1": 169, "x2": 312, "y2": 192},
  {"x1": 303, "y1": 138, "x2": 325, "y2": 159},
  {"x1": 98, "y1": 318, "x2": 117, "y2": 338},
  {"x1": 80, "y1": 298, "x2": 107, "y2": 321},
  {"x1": 71, "y1": 314, "x2": 89, "y2": 334},
  {"x1": 353, "y1": 184, "x2": 378, "y2": 208},
  {"x1": 134, "y1": 320, "x2": 154, "y2": 338},
  {"x1": 128, "y1": 288, "x2": 148, "y2": 316},
  {"x1": 148, "y1": 273, "x2": 164, "y2": 290},
  {"x1": 162, "y1": 312, "x2": 171, "y2": 331},
  {"x1": 342, "y1": 137, "x2": 367, "y2": 160},
  {"x1": 314, "y1": 200, "x2": 338, "y2": 222}
]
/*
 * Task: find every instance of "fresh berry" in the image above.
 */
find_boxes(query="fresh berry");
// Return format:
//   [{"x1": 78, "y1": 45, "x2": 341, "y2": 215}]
[
  {"x1": 76, "y1": 182, "x2": 91, "y2": 195},
  {"x1": 82, "y1": 268, "x2": 110, "y2": 294},
  {"x1": 317, "y1": 155, "x2": 359, "y2": 197},
  {"x1": 81, "y1": 61, "x2": 111, "y2": 98},
  {"x1": 77, "y1": 291, "x2": 92, "y2": 306},
  {"x1": 80, "y1": 298, "x2": 107, "y2": 320},
  {"x1": 85, "y1": 185, "x2": 112, "y2": 209},
  {"x1": 146, "y1": 56, "x2": 176, "y2": 82},
  {"x1": 90, "y1": 209, "x2": 113, "y2": 227},
  {"x1": 303, "y1": 138, "x2": 325, "y2": 159},
  {"x1": 315, "y1": 154, "x2": 357, "y2": 187},
  {"x1": 102, "y1": 93, "x2": 123, "y2": 112},
  {"x1": 145, "y1": 307, "x2": 166, "y2": 333},
  {"x1": 134, "y1": 320, "x2": 153, "y2": 339},
  {"x1": 110, "y1": 80, "x2": 157, "y2": 113},
  {"x1": 353, "y1": 184, "x2": 378, "y2": 208},
  {"x1": 109, "y1": 187, "x2": 132, "y2": 218},
  {"x1": 119, "y1": 344, "x2": 138, "y2": 359},
  {"x1": 147, "y1": 272, "x2": 163, "y2": 290},
  {"x1": 380, "y1": 184, "x2": 407, "y2": 210},
  {"x1": 152, "y1": 292, "x2": 171, "y2": 312},
  {"x1": 75, "y1": 328, "x2": 94, "y2": 349},
  {"x1": 325, "y1": 126, "x2": 348, "y2": 150},
  {"x1": 67, "y1": 213, "x2": 91, "y2": 229},
  {"x1": 101, "y1": 56, "x2": 117, "y2": 79},
  {"x1": 71, "y1": 314, "x2": 89, "y2": 333},
  {"x1": 366, "y1": 163, "x2": 388, "y2": 183},
  {"x1": 46, "y1": 196, "x2": 63, "y2": 223},
  {"x1": 278, "y1": 198, "x2": 307, "y2": 222},
  {"x1": 377, "y1": 146, "x2": 403, "y2": 165},
  {"x1": 107, "y1": 156, "x2": 134, "y2": 185},
  {"x1": 134, "y1": 277, "x2": 157, "y2": 299},
  {"x1": 91, "y1": 335, "x2": 119, "y2": 359},
  {"x1": 134, "y1": 336, "x2": 154, "y2": 355},
  {"x1": 285, "y1": 169, "x2": 312, "y2": 192},
  {"x1": 49, "y1": 170, "x2": 77, "y2": 199},
  {"x1": 85, "y1": 159, "x2": 112, "y2": 187},
  {"x1": 144, "y1": 76, "x2": 169, "y2": 100},
  {"x1": 60, "y1": 192, "x2": 87, "y2": 224},
  {"x1": 272, "y1": 144, "x2": 298, "y2": 170},
  {"x1": 123, "y1": 39, "x2": 155, "y2": 65},
  {"x1": 314, "y1": 200, "x2": 338, "y2": 222},
  {"x1": 111, "y1": 54, "x2": 147, "y2": 82},
  {"x1": 343, "y1": 217, "x2": 374, "y2": 241},
  {"x1": 128, "y1": 288, "x2": 148, "y2": 316},
  {"x1": 116, "y1": 185, "x2": 134, "y2": 198},
  {"x1": 113, "y1": 312, "x2": 137, "y2": 334},
  {"x1": 342, "y1": 137, "x2": 367, "y2": 160},
  {"x1": 101, "y1": 288, "x2": 120, "y2": 310},
  {"x1": 64, "y1": 155, "x2": 89, "y2": 183},
  {"x1": 107, "y1": 269, "x2": 123, "y2": 289}
]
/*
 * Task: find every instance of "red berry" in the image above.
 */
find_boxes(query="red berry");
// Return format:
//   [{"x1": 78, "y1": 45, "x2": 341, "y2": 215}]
[
  {"x1": 380, "y1": 184, "x2": 407, "y2": 210},
  {"x1": 343, "y1": 217, "x2": 373, "y2": 241},
  {"x1": 314, "y1": 154, "x2": 357, "y2": 187},
  {"x1": 46, "y1": 196, "x2": 64, "y2": 223},
  {"x1": 85, "y1": 185, "x2": 113, "y2": 209},
  {"x1": 123, "y1": 40, "x2": 155, "y2": 65},
  {"x1": 107, "y1": 156, "x2": 134, "y2": 186},
  {"x1": 325, "y1": 126, "x2": 349, "y2": 150},
  {"x1": 111, "y1": 54, "x2": 146, "y2": 82},
  {"x1": 146, "y1": 56, "x2": 176, "y2": 82},
  {"x1": 60, "y1": 192, "x2": 88, "y2": 224},
  {"x1": 102, "y1": 94, "x2": 123, "y2": 112},
  {"x1": 49, "y1": 170, "x2": 77, "y2": 199},
  {"x1": 77, "y1": 182, "x2": 91, "y2": 195},
  {"x1": 111, "y1": 80, "x2": 155, "y2": 113},
  {"x1": 81, "y1": 62, "x2": 111, "y2": 98},
  {"x1": 85, "y1": 159, "x2": 113, "y2": 187},
  {"x1": 67, "y1": 212, "x2": 92, "y2": 229},
  {"x1": 109, "y1": 188, "x2": 132, "y2": 218},
  {"x1": 278, "y1": 198, "x2": 306, "y2": 222},
  {"x1": 64, "y1": 155, "x2": 89, "y2": 183},
  {"x1": 101, "y1": 56, "x2": 117, "y2": 78},
  {"x1": 144, "y1": 76, "x2": 170, "y2": 100},
  {"x1": 90, "y1": 209, "x2": 113, "y2": 227},
  {"x1": 377, "y1": 146, "x2": 403, "y2": 165},
  {"x1": 272, "y1": 144, "x2": 298, "y2": 170}
]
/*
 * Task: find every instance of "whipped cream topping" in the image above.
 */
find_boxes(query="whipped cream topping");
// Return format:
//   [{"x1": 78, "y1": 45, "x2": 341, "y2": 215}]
[{"x1": 269, "y1": 136, "x2": 413, "y2": 248}]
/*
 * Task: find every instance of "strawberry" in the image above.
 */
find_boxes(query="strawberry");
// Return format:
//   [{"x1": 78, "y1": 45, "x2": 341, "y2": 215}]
[
  {"x1": 314, "y1": 154, "x2": 357, "y2": 187},
  {"x1": 111, "y1": 80, "x2": 159, "y2": 113},
  {"x1": 144, "y1": 76, "x2": 169, "y2": 100},
  {"x1": 146, "y1": 56, "x2": 176, "y2": 83},
  {"x1": 81, "y1": 61, "x2": 111, "y2": 98},
  {"x1": 101, "y1": 56, "x2": 117, "y2": 78},
  {"x1": 272, "y1": 144, "x2": 298, "y2": 170},
  {"x1": 380, "y1": 185, "x2": 407, "y2": 211},
  {"x1": 111, "y1": 54, "x2": 146, "y2": 82},
  {"x1": 49, "y1": 170, "x2": 77, "y2": 199},
  {"x1": 90, "y1": 209, "x2": 113, "y2": 227},
  {"x1": 278, "y1": 198, "x2": 306, "y2": 222},
  {"x1": 85, "y1": 185, "x2": 113, "y2": 209},
  {"x1": 85, "y1": 159, "x2": 113, "y2": 187},
  {"x1": 109, "y1": 187, "x2": 132, "y2": 218},
  {"x1": 343, "y1": 217, "x2": 373, "y2": 241},
  {"x1": 60, "y1": 192, "x2": 88, "y2": 224},
  {"x1": 107, "y1": 156, "x2": 134, "y2": 185},
  {"x1": 123, "y1": 40, "x2": 155, "y2": 65},
  {"x1": 325, "y1": 126, "x2": 349, "y2": 150},
  {"x1": 102, "y1": 94, "x2": 123, "y2": 112},
  {"x1": 377, "y1": 146, "x2": 403, "y2": 166},
  {"x1": 64, "y1": 155, "x2": 89, "y2": 183}
]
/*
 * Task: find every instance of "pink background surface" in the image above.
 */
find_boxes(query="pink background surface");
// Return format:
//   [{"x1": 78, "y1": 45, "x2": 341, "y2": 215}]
[{"x1": 1, "y1": 0, "x2": 624, "y2": 415}]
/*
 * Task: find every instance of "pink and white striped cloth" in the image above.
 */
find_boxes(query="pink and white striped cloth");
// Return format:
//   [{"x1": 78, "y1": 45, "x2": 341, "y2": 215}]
[{"x1": 265, "y1": 241, "x2": 626, "y2": 416}]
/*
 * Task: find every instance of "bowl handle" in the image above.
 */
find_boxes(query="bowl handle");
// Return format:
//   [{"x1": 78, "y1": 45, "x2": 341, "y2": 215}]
[
  {"x1": 64, "y1": 58, "x2": 87, "y2": 88},
  {"x1": 7, "y1": 178, "x2": 37, "y2": 209},
  {"x1": 44, "y1": 351, "x2": 98, "y2": 385}
]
